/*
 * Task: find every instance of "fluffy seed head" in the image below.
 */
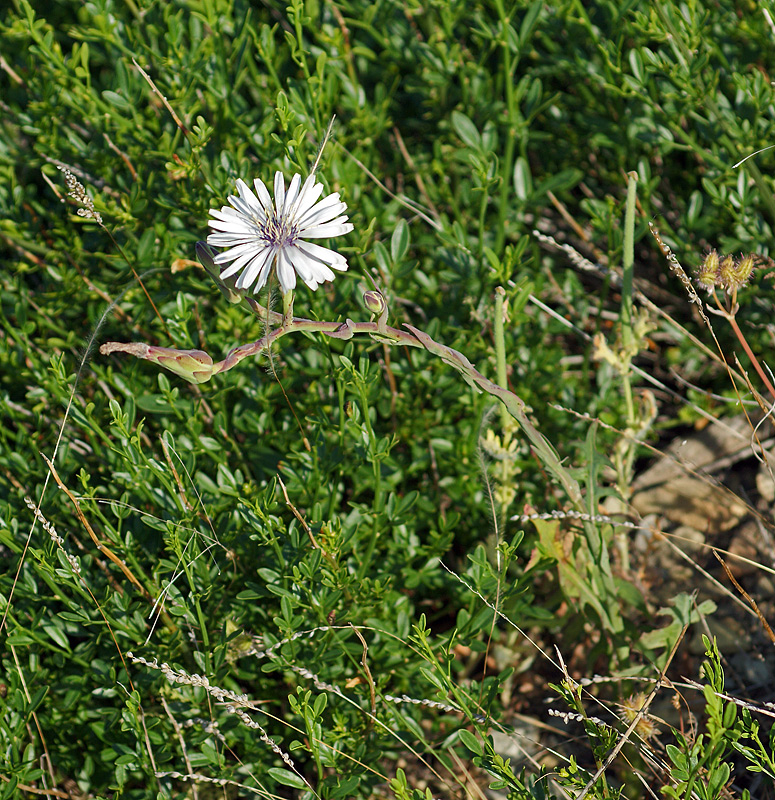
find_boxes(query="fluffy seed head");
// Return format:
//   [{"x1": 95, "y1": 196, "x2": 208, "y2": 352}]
[
  {"x1": 694, "y1": 249, "x2": 720, "y2": 291},
  {"x1": 719, "y1": 253, "x2": 757, "y2": 291},
  {"x1": 619, "y1": 693, "x2": 660, "y2": 740}
]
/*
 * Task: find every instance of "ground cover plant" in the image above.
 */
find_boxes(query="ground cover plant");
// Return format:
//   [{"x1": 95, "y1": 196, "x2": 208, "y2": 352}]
[{"x1": 3, "y1": 0, "x2": 775, "y2": 797}]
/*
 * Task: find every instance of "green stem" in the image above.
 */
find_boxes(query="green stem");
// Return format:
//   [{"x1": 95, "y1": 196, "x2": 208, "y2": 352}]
[
  {"x1": 292, "y1": 4, "x2": 312, "y2": 81},
  {"x1": 477, "y1": 187, "x2": 488, "y2": 264},
  {"x1": 621, "y1": 172, "x2": 637, "y2": 349},
  {"x1": 265, "y1": 520, "x2": 286, "y2": 568},
  {"x1": 619, "y1": 405, "x2": 636, "y2": 489},
  {"x1": 493, "y1": 287, "x2": 509, "y2": 430},
  {"x1": 282, "y1": 290, "x2": 294, "y2": 328},
  {"x1": 178, "y1": 556, "x2": 211, "y2": 673},
  {"x1": 618, "y1": 172, "x2": 638, "y2": 492},
  {"x1": 357, "y1": 380, "x2": 383, "y2": 578},
  {"x1": 493, "y1": 0, "x2": 519, "y2": 255},
  {"x1": 493, "y1": 286, "x2": 510, "y2": 531}
]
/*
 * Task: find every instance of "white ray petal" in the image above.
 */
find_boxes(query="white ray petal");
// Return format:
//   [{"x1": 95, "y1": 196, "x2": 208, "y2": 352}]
[
  {"x1": 282, "y1": 174, "x2": 302, "y2": 217},
  {"x1": 220, "y1": 246, "x2": 268, "y2": 279},
  {"x1": 275, "y1": 248, "x2": 297, "y2": 293},
  {"x1": 235, "y1": 249, "x2": 274, "y2": 289},
  {"x1": 299, "y1": 221, "x2": 354, "y2": 239},
  {"x1": 273, "y1": 173, "x2": 286, "y2": 214}
]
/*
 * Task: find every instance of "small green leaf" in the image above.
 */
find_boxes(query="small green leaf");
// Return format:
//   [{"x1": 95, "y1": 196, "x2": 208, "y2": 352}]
[
  {"x1": 458, "y1": 729, "x2": 482, "y2": 755},
  {"x1": 391, "y1": 219, "x2": 410, "y2": 263},
  {"x1": 513, "y1": 157, "x2": 532, "y2": 200},
  {"x1": 101, "y1": 90, "x2": 132, "y2": 110},
  {"x1": 629, "y1": 49, "x2": 646, "y2": 84},
  {"x1": 373, "y1": 240, "x2": 390, "y2": 273},
  {"x1": 267, "y1": 767, "x2": 308, "y2": 789},
  {"x1": 42, "y1": 623, "x2": 71, "y2": 651},
  {"x1": 313, "y1": 692, "x2": 328, "y2": 716},
  {"x1": 519, "y1": 0, "x2": 543, "y2": 46},
  {"x1": 451, "y1": 111, "x2": 482, "y2": 150},
  {"x1": 534, "y1": 168, "x2": 582, "y2": 198}
]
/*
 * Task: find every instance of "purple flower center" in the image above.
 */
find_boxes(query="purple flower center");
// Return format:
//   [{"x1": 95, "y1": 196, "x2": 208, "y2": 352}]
[{"x1": 261, "y1": 212, "x2": 298, "y2": 249}]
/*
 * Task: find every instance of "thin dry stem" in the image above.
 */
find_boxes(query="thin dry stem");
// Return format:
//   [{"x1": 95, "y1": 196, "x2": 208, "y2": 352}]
[
  {"x1": 42, "y1": 454, "x2": 149, "y2": 597},
  {"x1": 713, "y1": 550, "x2": 775, "y2": 642}
]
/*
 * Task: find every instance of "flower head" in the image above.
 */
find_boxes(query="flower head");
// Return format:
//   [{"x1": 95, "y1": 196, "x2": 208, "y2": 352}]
[
  {"x1": 719, "y1": 252, "x2": 758, "y2": 291},
  {"x1": 694, "y1": 249, "x2": 720, "y2": 292},
  {"x1": 618, "y1": 693, "x2": 660, "y2": 740},
  {"x1": 207, "y1": 172, "x2": 353, "y2": 296}
]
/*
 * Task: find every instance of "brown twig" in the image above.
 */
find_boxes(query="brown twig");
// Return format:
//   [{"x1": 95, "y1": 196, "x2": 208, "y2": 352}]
[
  {"x1": 277, "y1": 475, "x2": 338, "y2": 573},
  {"x1": 713, "y1": 550, "x2": 775, "y2": 643},
  {"x1": 103, "y1": 132, "x2": 138, "y2": 180},
  {"x1": 393, "y1": 126, "x2": 442, "y2": 224},
  {"x1": 42, "y1": 454, "x2": 149, "y2": 598},
  {"x1": 546, "y1": 189, "x2": 606, "y2": 264},
  {"x1": 132, "y1": 58, "x2": 189, "y2": 136},
  {"x1": 350, "y1": 624, "x2": 377, "y2": 726}
]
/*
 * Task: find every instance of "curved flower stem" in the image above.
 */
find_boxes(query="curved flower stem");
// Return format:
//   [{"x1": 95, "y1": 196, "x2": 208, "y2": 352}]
[{"x1": 103, "y1": 308, "x2": 585, "y2": 512}]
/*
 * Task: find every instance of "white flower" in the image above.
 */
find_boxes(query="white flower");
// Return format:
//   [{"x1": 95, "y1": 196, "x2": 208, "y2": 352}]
[{"x1": 207, "y1": 172, "x2": 354, "y2": 295}]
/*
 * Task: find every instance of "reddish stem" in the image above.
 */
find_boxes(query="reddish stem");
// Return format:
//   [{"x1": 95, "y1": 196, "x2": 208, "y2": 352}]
[{"x1": 728, "y1": 313, "x2": 775, "y2": 401}]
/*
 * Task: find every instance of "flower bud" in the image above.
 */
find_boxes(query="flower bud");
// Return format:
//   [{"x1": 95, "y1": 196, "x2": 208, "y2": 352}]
[
  {"x1": 100, "y1": 342, "x2": 214, "y2": 384},
  {"x1": 363, "y1": 290, "x2": 387, "y2": 316},
  {"x1": 154, "y1": 347, "x2": 214, "y2": 384}
]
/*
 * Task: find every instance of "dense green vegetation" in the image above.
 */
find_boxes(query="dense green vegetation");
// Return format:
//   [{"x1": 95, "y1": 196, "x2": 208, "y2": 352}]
[{"x1": 3, "y1": 1, "x2": 775, "y2": 797}]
